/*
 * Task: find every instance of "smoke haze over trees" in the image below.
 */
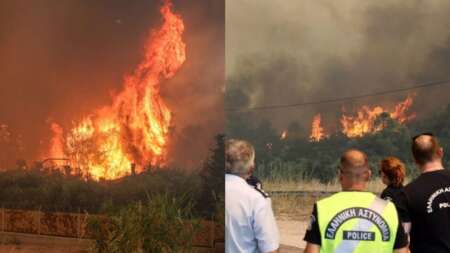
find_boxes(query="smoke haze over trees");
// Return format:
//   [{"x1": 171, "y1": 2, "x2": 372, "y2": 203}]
[
  {"x1": 226, "y1": 0, "x2": 450, "y2": 132},
  {"x1": 226, "y1": 0, "x2": 450, "y2": 183}
]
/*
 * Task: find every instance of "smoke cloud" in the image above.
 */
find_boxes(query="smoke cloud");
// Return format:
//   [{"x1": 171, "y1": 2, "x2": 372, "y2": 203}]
[
  {"x1": 226, "y1": 0, "x2": 450, "y2": 132},
  {"x1": 0, "y1": 0, "x2": 224, "y2": 168}
]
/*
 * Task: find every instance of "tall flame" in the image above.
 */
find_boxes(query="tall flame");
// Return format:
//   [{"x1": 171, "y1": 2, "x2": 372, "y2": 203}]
[
  {"x1": 310, "y1": 114, "x2": 327, "y2": 142},
  {"x1": 340, "y1": 94, "x2": 415, "y2": 138},
  {"x1": 47, "y1": 1, "x2": 185, "y2": 180}
]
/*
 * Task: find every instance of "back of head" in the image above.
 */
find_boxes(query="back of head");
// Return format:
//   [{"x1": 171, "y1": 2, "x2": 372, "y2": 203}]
[
  {"x1": 412, "y1": 134, "x2": 442, "y2": 166},
  {"x1": 225, "y1": 139, "x2": 255, "y2": 177},
  {"x1": 340, "y1": 149, "x2": 371, "y2": 186},
  {"x1": 380, "y1": 156, "x2": 406, "y2": 187}
]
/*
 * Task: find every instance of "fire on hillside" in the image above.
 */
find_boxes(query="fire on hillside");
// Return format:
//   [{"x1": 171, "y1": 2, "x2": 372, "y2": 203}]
[{"x1": 309, "y1": 94, "x2": 416, "y2": 141}]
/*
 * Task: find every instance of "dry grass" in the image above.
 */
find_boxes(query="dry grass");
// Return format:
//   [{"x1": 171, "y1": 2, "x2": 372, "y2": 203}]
[
  {"x1": 263, "y1": 179, "x2": 387, "y2": 193},
  {"x1": 271, "y1": 194, "x2": 319, "y2": 221},
  {"x1": 266, "y1": 179, "x2": 403, "y2": 221}
]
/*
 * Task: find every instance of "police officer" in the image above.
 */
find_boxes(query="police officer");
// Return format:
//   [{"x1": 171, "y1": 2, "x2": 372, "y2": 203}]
[
  {"x1": 304, "y1": 149, "x2": 409, "y2": 253},
  {"x1": 225, "y1": 139, "x2": 279, "y2": 253},
  {"x1": 247, "y1": 174, "x2": 270, "y2": 198},
  {"x1": 396, "y1": 133, "x2": 450, "y2": 253}
]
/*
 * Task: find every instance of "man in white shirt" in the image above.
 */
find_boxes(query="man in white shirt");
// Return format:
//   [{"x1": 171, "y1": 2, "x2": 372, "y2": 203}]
[{"x1": 225, "y1": 139, "x2": 279, "y2": 253}]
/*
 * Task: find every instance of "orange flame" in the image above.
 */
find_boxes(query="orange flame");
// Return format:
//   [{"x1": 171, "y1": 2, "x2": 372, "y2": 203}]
[
  {"x1": 47, "y1": 1, "x2": 185, "y2": 180},
  {"x1": 48, "y1": 123, "x2": 65, "y2": 159},
  {"x1": 340, "y1": 94, "x2": 415, "y2": 138},
  {"x1": 280, "y1": 130, "x2": 288, "y2": 140},
  {"x1": 310, "y1": 114, "x2": 327, "y2": 142}
]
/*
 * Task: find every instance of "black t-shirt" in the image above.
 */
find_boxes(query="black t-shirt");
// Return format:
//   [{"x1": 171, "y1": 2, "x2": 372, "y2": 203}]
[
  {"x1": 381, "y1": 185, "x2": 409, "y2": 223},
  {"x1": 304, "y1": 201, "x2": 408, "y2": 249},
  {"x1": 396, "y1": 169, "x2": 450, "y2": 253}
]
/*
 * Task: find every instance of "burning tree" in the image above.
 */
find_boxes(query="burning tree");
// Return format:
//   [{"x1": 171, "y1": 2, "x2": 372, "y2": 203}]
[
  {"x1": 310, "y1": 114, "x2": 327, "y2": 142},
  {"x1": 340, "y1": 94, "x2": 415, "y2": 138},
  {"x1": 307, "y1": 94, "x2": 416, "y2": 141},
  {"x1": 46, "y1": 1, "x2": 186, "y2": 180}
]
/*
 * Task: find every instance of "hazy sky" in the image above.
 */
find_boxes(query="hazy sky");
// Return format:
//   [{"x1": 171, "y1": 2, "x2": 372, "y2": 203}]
[{"x1": 226, "y1": 0, "x2": 450, "y2": 131}]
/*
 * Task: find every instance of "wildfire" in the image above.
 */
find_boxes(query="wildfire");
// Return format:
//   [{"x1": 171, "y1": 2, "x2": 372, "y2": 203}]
[
  {"x1": 48, "y1": 123, "x2": 64, "y2": 159},
  {"x1": 280, "y1": 130, "x2": 288, "y2": 140},
  {"x1": 310, "y1": 114, "x2": 327, "y2": 142},
  {"x1": 46, "y1": 1, "x2": 186, "y2": 180},
  {"x1": 340, "y1": 94, "x2": 415, "y2": 138}
]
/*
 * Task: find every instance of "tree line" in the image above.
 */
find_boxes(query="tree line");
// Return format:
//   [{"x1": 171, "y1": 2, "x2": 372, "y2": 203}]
[{"x1": 226, "y1": 102, "x2": 450, "y2": 183}]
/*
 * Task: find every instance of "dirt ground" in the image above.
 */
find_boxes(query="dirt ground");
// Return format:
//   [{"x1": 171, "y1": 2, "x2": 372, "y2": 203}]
[
  {"x1": 0, "y1": 232, "x2": 91, "y2": 253},
  {"x1": 277, "y1": 219, "x2": 306, "y2": 252},
  {"x1": 0, "y1": 244, "x2": 88, "y2": 253},
  {"x1": 0, "y1": 222, "x2": 304, "y2": 253}
]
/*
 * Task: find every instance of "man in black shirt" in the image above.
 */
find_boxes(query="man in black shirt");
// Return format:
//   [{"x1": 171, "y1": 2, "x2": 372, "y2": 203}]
[{"x1": 396, "y1": 133, "x2": 450, "y2": 253}]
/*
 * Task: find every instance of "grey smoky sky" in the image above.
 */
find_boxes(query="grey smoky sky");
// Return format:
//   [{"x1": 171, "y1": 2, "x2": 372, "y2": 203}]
[
  {"x1": 226, "y1": 0, "x2": 450, "y2": 132},
  {"x1": 0, "y1": 0, "x2": 224, "y2": 168}
]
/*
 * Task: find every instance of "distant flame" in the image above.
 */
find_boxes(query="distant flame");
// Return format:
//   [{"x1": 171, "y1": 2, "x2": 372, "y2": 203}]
[
  {"x1": 46, "y1": 1, "x2": 185, "y2": 180},
  {"x1": 310, "y1": 114, "x2": 327, "y2": 142},
  {"x1": 340, "y1": 94, "x2": 415, "y2": 138},
  {"x1": 280, "y1": 130, "x2": 288, "y2": 140}
]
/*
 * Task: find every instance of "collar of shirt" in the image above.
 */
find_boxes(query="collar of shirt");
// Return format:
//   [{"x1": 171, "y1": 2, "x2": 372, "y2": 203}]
[
  {"x1": 422, "y1": 167, "x2": 446, "y2": 174},
  {"x1": 225, "y1": 173, "x2": 247, "y2": 184}
]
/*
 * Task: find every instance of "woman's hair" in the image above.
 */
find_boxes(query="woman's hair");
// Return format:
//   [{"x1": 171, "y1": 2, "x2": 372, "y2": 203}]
[{"x1": 380, "y1": 156, "x2": 406, "y2": 187}]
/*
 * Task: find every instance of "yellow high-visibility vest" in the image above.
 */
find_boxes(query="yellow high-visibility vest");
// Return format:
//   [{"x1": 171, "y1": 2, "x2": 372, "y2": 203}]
[{"x1": 317, "y1": 191, "x2": 398, "y2": 253}]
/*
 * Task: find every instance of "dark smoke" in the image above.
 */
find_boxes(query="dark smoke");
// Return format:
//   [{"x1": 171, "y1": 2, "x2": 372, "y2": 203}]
[
  {"x1": 0, "y1": 0, "x2": 224, "y2": 169},
  {"x1": 226, "y1": 0, "x2": 450, "y2": 133}
]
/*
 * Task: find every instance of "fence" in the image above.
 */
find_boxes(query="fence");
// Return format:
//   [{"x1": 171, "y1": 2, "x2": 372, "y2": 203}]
[{"x1": 0, "y1": 208, "x2": 224, "y2": 252}]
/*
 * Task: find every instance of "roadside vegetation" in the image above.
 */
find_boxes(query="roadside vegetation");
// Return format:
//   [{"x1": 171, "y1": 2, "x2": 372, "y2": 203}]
[
  {"x1": 88, "y1": 193, "x2": 200, "y2": 253},
  {"x1": 0, "y1": 135, "x2": 224, "y2": 252}
]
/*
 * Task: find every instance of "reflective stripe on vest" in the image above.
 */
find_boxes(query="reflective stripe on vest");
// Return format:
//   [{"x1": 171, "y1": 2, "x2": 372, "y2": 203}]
[
  {"x1": 317, "y1": 192, "x2": 398, "y2": 253},
  {"x1": 333, "y1": 197, "x2": 388, "y2": 253}
]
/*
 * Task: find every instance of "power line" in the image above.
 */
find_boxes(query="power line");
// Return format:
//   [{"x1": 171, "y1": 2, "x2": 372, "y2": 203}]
[{"x1": 226, "y1": 79, "x2": 450, "y2": 112}]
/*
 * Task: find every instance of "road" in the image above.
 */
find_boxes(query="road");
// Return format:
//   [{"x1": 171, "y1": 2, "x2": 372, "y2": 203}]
[{"x1": 278, "y1": 219, "x2": 306, "y2": 252}]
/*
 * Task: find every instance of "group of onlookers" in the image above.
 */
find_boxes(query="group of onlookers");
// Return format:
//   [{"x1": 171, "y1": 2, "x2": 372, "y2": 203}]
[{"x1": 225, "y1": 133, "x2": 450, "y2": 253}]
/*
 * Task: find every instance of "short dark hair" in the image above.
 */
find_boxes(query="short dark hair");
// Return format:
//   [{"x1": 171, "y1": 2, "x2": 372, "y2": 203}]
[{"x1": 411, "y1": 134, "x2": 441, "y2": 165}]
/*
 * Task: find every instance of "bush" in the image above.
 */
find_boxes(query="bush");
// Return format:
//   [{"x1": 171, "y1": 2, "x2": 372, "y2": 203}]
[{"x1": 89, "y1": 193, "x2": 200, "y2": 253}]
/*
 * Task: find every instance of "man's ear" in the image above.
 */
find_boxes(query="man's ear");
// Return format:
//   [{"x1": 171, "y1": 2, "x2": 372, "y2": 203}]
[
  {"x1": 248, "y1": 162, "x2": 255, "y2": 175},
  {"x1": 365, "y1": 170, "x2": 372, "y2": 182},
  {"x1": 438, "y1": 147, "x2": 444, "y2": 159}
]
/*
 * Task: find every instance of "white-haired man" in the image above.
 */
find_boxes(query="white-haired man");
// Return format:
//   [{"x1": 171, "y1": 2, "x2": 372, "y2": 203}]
[{"x1": 225, "y1": 139, "x2": 279, "y2": 253}]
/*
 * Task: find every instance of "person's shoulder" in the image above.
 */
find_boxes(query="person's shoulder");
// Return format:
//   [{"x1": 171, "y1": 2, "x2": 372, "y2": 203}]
[
  {"x1": 235, "y1": 180, "x2": 269, "y2": 201},
  {"x1": 247, "y1": 185, "x2": 270, "y2": 201},
  {"x1": 440, "y1": 168, "x2": 450, "y2": 176},
  {"x1": 380, "y1": 187, "x2": 390, "y2": 197},
  {"x1": 381, "y1": 187, "x2": 394, "y2": 202},
  {"x1": 404, "y1": 175, "x2": 423, "y2": 191},
  {"x1": 316, "y1": 192, "x2": 343, "y2": 206}
]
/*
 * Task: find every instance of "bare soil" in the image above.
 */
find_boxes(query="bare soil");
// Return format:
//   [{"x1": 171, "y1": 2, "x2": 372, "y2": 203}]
[{"x1": 0, "y1": 232, "x2": 92, "y2": 253}]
